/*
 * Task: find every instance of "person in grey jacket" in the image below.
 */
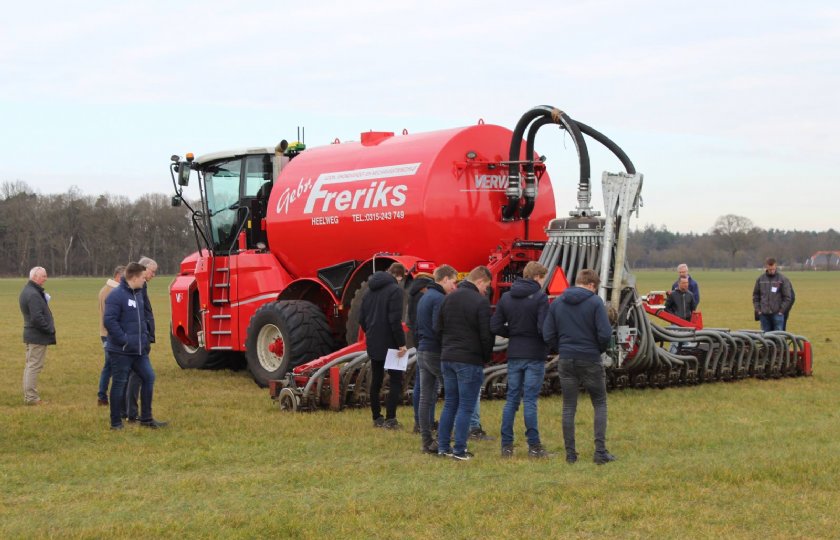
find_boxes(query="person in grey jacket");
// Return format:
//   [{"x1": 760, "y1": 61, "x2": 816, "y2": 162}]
[
  {"x1": 543, "y1": 269, "x2": 614, "y2": 465},
  {"x1": 752, "y1": 257, "x2": 793, "y2": 332},
  {"x1": 19, "y1": 266, "x2": 56, "y2": 405}
]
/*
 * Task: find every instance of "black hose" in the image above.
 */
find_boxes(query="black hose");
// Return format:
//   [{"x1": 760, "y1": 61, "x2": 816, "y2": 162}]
[{"x1": 574, "y1": 121, "x2": 636, "y2": 175}]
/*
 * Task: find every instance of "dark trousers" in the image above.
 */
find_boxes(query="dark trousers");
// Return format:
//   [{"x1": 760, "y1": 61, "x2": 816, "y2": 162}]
[
  {"x1": 369, "y1": 360, "x2": 403, "y2": 420},
  {"x1": 109, "y1": 352, "x2": 156, "y2": 427},
  {"x1": 417, "y1": 350, "x2": 442, "y2": 448},
  {"x1": 558, "y1": 358, "x2": 608, "y2": 456}
]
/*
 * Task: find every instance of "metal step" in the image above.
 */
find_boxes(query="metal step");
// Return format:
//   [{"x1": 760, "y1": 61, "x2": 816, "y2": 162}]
[
  {"x1": 209, "y1": 346, "x2": 233, "y2": 350},
  {"x1": 211, "y1": 314, "x2": 231, "y2": 319},
  {"x1": 215, "y1": 267, "x2": 230, "y2": 272},
  {"x1": 210, "y1": 330, "x2": 232, "y2": 335},
  {"x1": 214, "y1": 283, "x2": 230, "y2": 288}
]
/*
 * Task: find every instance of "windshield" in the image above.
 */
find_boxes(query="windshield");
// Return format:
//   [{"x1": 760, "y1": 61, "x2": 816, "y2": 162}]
[{"x1": 204, "y1": 158, "x2": 242, "y2": 250}]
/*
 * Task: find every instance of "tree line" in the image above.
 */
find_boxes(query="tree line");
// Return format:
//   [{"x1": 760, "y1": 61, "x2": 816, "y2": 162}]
[
  {"x1": 2, "y1": 184, "x2": 838, "y2": 276},
  {"x1": 0, "y1": 182, "x2": 193, "y2": 276},
  {"x1": 628, "y1": 215, "x2": 840, "y2": 271}
]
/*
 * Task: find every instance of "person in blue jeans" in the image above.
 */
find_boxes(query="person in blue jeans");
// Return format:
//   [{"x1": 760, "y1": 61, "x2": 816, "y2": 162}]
[
  {"x1": 752, "y1": 257, "x2": 793, "y2": 332},
  {"x1": 104, "y1": 262, "x2": 167, "y2": 430},
  {"x1": 436, "y1": 266, "x2": 494, "y2": 461},
  {"x1": 491, "y1": 261, "x2": 550, "y2": 458},
  {"x1": 543, "y1": 269, "x2": 615, "y2": 465},
  {"x1": 97, "y1": 265, "x2": 125, "y2": 406}
]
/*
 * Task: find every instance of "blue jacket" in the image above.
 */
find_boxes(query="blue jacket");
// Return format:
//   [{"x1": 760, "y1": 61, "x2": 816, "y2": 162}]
[
  {"x1": 490, "y1": 278, "x2": 548, "y2": 360},
  {"x1": 542, "y1": 286, "x2": 612, "y2": 363},
  {"x1": 671, "y1": 275, "x2": 700, "y2": 306},
  {"x1": 416, "y1": 282, "x2": 446, "y2": 353},
  {"x1": 104, "y1": 277, "x2": 151, "y2": 356}
]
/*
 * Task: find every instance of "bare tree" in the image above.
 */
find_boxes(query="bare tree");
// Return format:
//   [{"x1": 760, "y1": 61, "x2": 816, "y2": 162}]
[{"x1": 712, "y1": 214, "x2": 760, "y2": 271}]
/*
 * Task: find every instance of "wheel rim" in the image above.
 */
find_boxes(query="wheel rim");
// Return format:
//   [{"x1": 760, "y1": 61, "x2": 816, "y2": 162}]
[
  {"x1": 278, "y1": 388, "x2": 298, "y2": 412},
  {"x1": 257, "y1": 324, "x2": 284, "y2": 371},
  {"x1": 182, "y1": 343, "x2": 200, "y2": 355}
]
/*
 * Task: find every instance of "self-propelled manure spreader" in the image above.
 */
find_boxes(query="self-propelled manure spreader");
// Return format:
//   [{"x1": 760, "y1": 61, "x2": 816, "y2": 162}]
[{"x1": 167, "y1": 106, "x2": 812, "y2": 411}]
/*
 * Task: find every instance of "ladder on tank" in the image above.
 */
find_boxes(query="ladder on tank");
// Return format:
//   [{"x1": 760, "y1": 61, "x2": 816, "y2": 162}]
[{"x1": 207, "y1": 257, "x2": 233, "y2": 351}]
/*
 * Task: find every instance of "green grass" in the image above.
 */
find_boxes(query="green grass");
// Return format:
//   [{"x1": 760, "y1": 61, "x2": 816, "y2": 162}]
[{"x1": 1, "y1": 270, "x2": 838, "y2": 538}]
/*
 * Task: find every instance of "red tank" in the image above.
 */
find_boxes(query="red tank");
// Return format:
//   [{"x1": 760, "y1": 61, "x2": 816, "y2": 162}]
[{"x1": 265, "y1": 123, "x2": 555, "y2": 276}]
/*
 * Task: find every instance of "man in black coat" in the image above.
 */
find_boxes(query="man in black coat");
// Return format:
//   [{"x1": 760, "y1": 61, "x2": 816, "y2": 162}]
[
  {"x1": 359, "y1": 264, "x2": 407, "y2": 429},
  {"x1": 665, "y1": 276, "x2": 697, "y2": 321},
  {"x1": 436, "y1": 265, "x2": 494, "y2": 460},
  {"x1": 19, "y1": 266, "x2": 56, "y2": 405}
]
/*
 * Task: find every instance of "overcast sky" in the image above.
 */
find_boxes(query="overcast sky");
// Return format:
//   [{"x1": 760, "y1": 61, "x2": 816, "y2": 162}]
[{"x1": 1, "y1": 1, "x2": 838, "y2": 233}]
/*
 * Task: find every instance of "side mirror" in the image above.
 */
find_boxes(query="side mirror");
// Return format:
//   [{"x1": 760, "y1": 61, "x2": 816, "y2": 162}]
[
  {"x1": 177, "y1": 162, "x2": 191, "y2": 186},
  {"x1": 171, "y1": 196, "x2": 182, "y2": 207}
]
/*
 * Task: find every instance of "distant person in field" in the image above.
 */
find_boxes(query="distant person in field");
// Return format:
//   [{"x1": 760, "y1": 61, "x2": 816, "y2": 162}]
[
  {"x1": 406, "y1": 271, "x2": 434, "y2": 433},
  {"x1": 415, "y1": 264, "x2": 458, "y2": 454},
  {"x1": 753, "y1": 257, "x2": 793, "y2": 332},
  {"x1": 543, "y1": 268, "x2": 615, "y2": 465},
  {"x1": 359, "y1": 262, "x2": 408, "y2": 430},
  {"x1": 491, "y1": 261, "x2": 551, "y2": 459},
  {"x1": 665, "y1": 276, "x2": 697, "y2": 322},
  {"x1": 123, "y1": 257, "x2": 158, "y2": 422},
  {"x1": 671, "y1": 263, "x2": 700, "y2": 306},
  {"x1": 19, "y1": 266, "x2": 56, "y2": 405},
  {"x1": 436, "y1": 265, "x2": 494, "y2": 461},
  {"x1": 104, "y1": 262, "x2": 167, "y2": 430},
  {"x1": 97, "y1": 265, "x2": 126, "y2": 406}
]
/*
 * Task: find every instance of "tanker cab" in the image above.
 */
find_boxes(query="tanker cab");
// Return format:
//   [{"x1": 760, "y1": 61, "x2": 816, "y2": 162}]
[{"x1": 202, "y1": 151, "x2": 274, "y2": 254}]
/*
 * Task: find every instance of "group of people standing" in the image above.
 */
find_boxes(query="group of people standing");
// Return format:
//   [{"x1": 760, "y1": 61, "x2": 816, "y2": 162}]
[
  {"x1": 663, "y1": 260, "x2": 795, "y2": 333},
  {"x1": 18, "y1": 259, "x2": 167, "y2": 430},
  {"x1": 359, "y1": 261, "x2": 615, "y2": 464}
]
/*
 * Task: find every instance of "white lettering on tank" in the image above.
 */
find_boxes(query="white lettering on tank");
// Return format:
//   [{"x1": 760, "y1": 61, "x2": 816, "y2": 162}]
[
  {"x1": 276, "y1": 177, "x2": 313, "y2": 214},
  {"x1": 303, "y1": 163, "x2": 419, "y2": 214}
]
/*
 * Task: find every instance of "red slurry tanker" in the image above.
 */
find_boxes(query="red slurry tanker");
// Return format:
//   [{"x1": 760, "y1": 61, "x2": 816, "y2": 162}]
[{"x1": 168, "y1": 106, "x2": 812, "y2": 405}]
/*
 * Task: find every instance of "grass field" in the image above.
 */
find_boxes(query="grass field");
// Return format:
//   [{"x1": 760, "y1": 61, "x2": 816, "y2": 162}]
[{"x1": 1, "y1": 270, "x2": 838, "y2": 539}]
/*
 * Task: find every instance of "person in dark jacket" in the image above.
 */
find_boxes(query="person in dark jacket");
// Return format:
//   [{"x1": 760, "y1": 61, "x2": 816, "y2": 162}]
[
  {"x1": 123, "y1": 256, "x2": 157, "y2": 421},
  {"x1": 671, "y1": 263, "x2": 700, "y2": 306},
  {"x1": 436, "y1": 266, "x2": 493, "y2": 460},
  {"x1": 543, "y1": 268, "x2": 615, "y2": 465},
  {"x1": 359, "y1": 265, "x2": 407, "y2": 429},
  {"x1": 406, "y1": 272, "x2": 434, "y2": 433},
  {"x1": 415, "y1": 264, "x2": 458, "y2": 453},
  {"x1": 665, "y1": 276, "x2": 697, "y2": 321},
  {"x1": 19, "y1": 266, "x2": 56, "y2": 405},
  {"x1": 752, "y1": 257, "x2": 793, "y2": 332},
  {"x1": 491, "y1": 262, "x2": 550, "y2": 458},
  {"x1": 104, "y1": 262, "x2": 167, "y2": 430}
]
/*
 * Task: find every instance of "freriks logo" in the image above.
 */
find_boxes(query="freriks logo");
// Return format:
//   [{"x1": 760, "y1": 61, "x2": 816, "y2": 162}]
[{"x1": 274, "y1": 163, "x2": 419, "y2": 215}]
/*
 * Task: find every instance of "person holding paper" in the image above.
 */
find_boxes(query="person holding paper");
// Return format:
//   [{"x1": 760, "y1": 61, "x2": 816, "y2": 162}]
[{"x1": 359, "y1": 264, "x2": 407, "y2": 429}]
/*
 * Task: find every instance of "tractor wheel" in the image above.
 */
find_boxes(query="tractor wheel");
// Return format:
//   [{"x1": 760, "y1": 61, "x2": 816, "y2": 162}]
[
  {"x1": 170, "y1": 331, "x2": 245, "y2": 370},
  {"x1": 245, "y1": 300, "x2": 334, "y2": 387},
  {"x1": 344, "y1": 281, "x2": 370, "y2": 345},
  {"x1": 170, "y1": 325, "x2": 211, "y2": 369}
]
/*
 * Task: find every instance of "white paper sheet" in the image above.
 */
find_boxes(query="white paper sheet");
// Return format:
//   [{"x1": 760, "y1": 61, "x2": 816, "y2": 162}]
[{"x1": 384, "y1": 348, "x2": 409, "y2": 371}]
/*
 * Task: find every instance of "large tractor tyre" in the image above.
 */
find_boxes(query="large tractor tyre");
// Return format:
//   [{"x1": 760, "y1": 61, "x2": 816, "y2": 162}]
[
  {"x1": 344, "y1": 281, "x2": 370, "y2": 346},
  {"x1": 245, "y1": 300, "x2": 335, "y2": 387},
  {"x1": 170, "y1": 325, "x2": 212, "y2": 369},
  {"x1": 170, "y1": 328, "x2": 244, "y2": 370}
]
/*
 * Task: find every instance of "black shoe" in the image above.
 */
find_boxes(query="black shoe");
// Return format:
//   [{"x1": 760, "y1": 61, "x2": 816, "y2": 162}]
[
  {"x1": 110, "y1": 424, "x2": 124, "y2": 431},
  {"x1": 412, "y1": 423, "x2": 421, "y2": 434},
  {"x1": 594, "y1": 451, "x2": 617, "y2": 465},
  {"x1": 432, "y1": 420, "x2": 439, "y2": 433},
  {"x1": 500, "y1": 445, "x2": 514, "y2": 458},
  {"x1": 528, "y1": 444, "x2": 554, "y2": 459},
  {"x1": 437, "y1": 448, "x2": 453, "y2": 458},
  {"x1": 126, "y1": 417, "x2": 139, "y2": 424},
  {"x1": 451, "y1": 451, "x2": 474, "y2": 461},
  {"x1": 139, "y1": 419, "x2": 168, "y2": 429},
  {"x1": 372, "y1": 416, "x2": 385, "y2": 428},
  {"x1": 566, "y1": 452, "x2": 579, "y2": 464},
  {"x1": 382, "y1": 418, "x2": 402, "y2": 430},
  {"x1": 468, "y1": 426, "x2": 495, "y2": 441},
  {"x1": 422, "y1": 439, "x2": 438, "y2": 454}
]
